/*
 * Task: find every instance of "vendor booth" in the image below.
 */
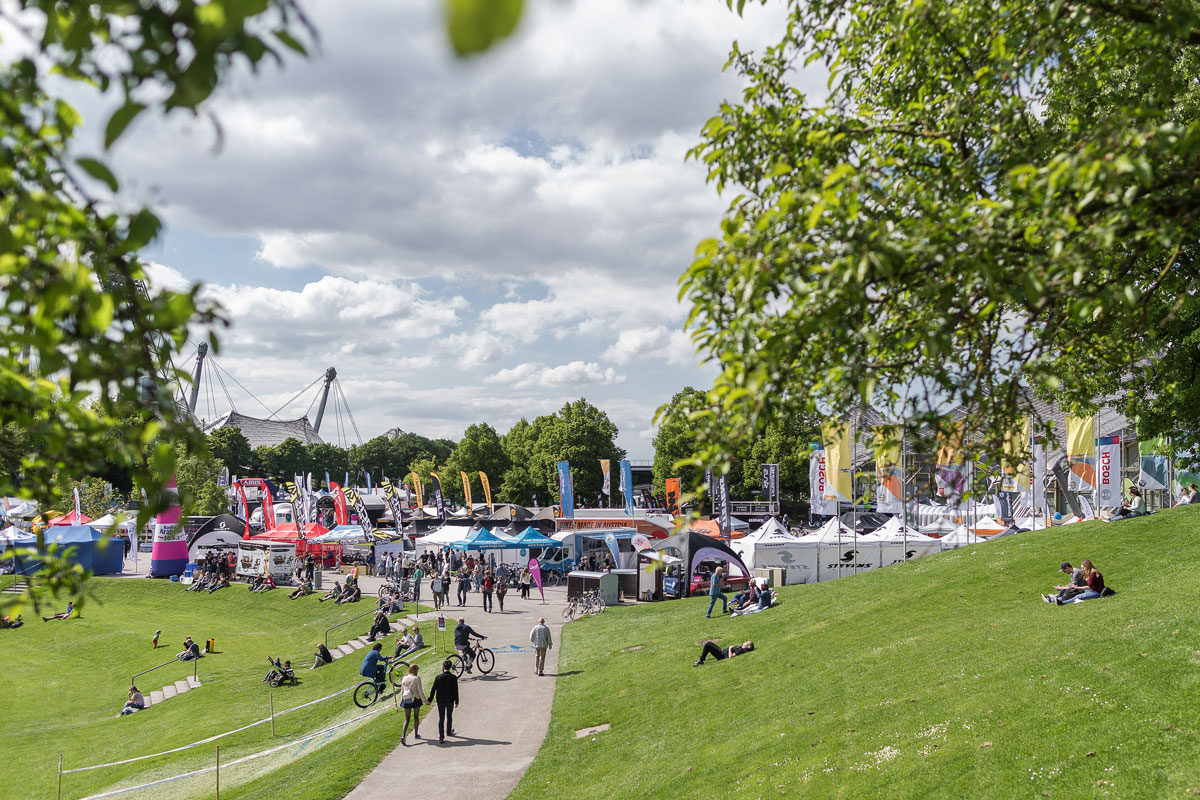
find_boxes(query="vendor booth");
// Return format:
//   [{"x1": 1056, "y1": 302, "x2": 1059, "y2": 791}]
[
  {"x1": 186, "y1": 514, "x2": 247, "y2": 562},
  {"x1": 863, "y1": 516, "x2": 941, "y2": 566},
  {"x1": 652, "y1": 531, "x2": 751, "y2": 598},
  {"x1": 635, "y1": 549, "x2": 680, "y2": 600},
  {"x1": 42, "y1": 525, "x2": 123, "y2": 574},
  {"x1": 0, "y1": 525, "x2": 39, "y2": 575},
  {"x1": 449, "y1": 527, "x2": 515, "y2": 551},
  {"x1": 566, "y1": 570, "x2": 619, "y2": 605},
  {"x1": 236, "y1": 541, "x2": 298, "y2": 583},
  {"x1": 732, "y1": 518, "x2": 812, "y2": 585}
]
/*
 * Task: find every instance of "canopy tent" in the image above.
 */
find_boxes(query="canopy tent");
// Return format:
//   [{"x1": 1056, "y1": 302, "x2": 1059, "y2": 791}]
[
  {"x1": 449, "y1": 527, "x2": 515, "y2": 551},
  {"x1": 42, "y1": 525, "x2": 123, "y2": 574},
  {"x1": 0, "y1": 525, "x2": 36, "y2": 549},
  {"x1": 187, "y1": 514, "x2": 248, "y2": 561},
  {"x1": 2, "y1": 500, "x2": 37, "y2": 519},
  {"x1": 967, "y1": 516, "x2": 1010, "y2": 536},
  {"x1": 418, "y1": 524, "x2": 481, "y2": 549},
  {"x1": 917, "y1": 517, "x2": 960, "y2": 536},
  {"x1": 687, "y1": 517, "x2": 751, "y2": 539},
  {"x1": 504, "y1": 527, "x2": 559, "y2": 548},
  {"x1": 857, "y1": 517, "x2": 941, "y2": 566},
  {"x1": 488, "y1": 504, "x2": 533, "y2": 522},
  {"x1": 732, "y1": 518, "x2": 816, "y2": 584},
  {"x1": 937, "y1": 525, "x2": 980, "y2": 550},
  {"x1": 249, "y1": 521, "x2": 329, "y2": 542},
  {"x1": 48, "y1": 510, "x2": 92, "y2": 526},
  {"x1": 652, "y1": 531, "x2": 751, "y2": 596},
  {"x1": 838, "y1": 511, "x2": 893, "y2": 534}
]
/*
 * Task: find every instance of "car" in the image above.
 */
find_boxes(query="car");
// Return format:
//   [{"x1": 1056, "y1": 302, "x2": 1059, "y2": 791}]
[{"x1": 687, "y1": 561, "x2": 750, "y2": 596}]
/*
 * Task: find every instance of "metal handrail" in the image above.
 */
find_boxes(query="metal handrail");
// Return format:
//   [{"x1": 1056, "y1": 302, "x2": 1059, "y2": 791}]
[
  {"x1": 131, "y1": 653, "x2": 197, "y2": 688},
  {"x1": 324, "y1": 607, "x2": 383, "y2": 647}
]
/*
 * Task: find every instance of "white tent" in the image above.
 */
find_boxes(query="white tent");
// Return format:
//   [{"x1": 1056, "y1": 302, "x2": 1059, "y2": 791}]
[
  {"x1": 808, "y1": 518, "x2": 881, "y2": 582},
  {"x1": 862, "y1": 517, "x2": 941, "y2": 566},
  {"x1": 416, "y1": 525, "x2": 471, "y2": 549},
  {"x1": 937, "y1": 525, "x2": 979, "y2": 551},
  {"x1": 733, "y1": 518, "x2": 816, "y2": 584},
  {"x1": 0, "y1": 525, "x2": 36, "y2": 551},
  {"x1": 968, "y1": 516, "x2": 1009, "y2": 535}
]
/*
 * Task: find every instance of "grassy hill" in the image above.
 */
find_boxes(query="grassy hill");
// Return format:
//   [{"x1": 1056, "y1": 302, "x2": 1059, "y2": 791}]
[
  {"x1": 512, "y1": 506, "x2": 1200, "y2": 799},
  {"x1": 0, "y1": 577, "x2": 437, "y2": 799}
]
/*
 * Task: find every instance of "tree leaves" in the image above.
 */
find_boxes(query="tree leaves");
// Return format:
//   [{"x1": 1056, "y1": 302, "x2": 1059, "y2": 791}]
[
  {"x1": 104, "y1": 101, "x2": 145, "y2": 149},
  {"x1": 444, "y1": 0, "x2": 525, "y2": 56}
]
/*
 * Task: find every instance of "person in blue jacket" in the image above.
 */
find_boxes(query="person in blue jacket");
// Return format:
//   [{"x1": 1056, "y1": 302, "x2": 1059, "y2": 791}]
[{"x1": 360, "y1": 642, "x2": 388, "y2": 687}]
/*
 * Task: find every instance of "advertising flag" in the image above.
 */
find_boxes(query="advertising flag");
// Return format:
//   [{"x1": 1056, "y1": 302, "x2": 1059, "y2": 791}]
[
  {"x1": 73, "y1": 486, "x2": 81, "y2": 521},
  {"x1": 1066, "y1": 414, "x2": 1097, "y2": 492},
  {"x1": 1097, "y1": 436, "x2": 1122, "y2": 506},
  {"x1": 429, "y1": 472, "x2": 446, "y2": 520},
  {"x1": 303, "y1": 472, "x2": 315, "y2": 525},
  {"x1": 665, "y1": 477, "x2": 682, "y2": 516},
  {"x1": 409, "y1": 472, "x2": 425, "y2": 510},
  {"x1": 285, "y1": 480, "x2": 304, "y2": 530},
  {"x1": 217, "y1": 468, "x2": 229, "y2": 487},
  {"x1": 1030, "y1": 437, "x2": 1047, "y2": 526},
  {"x1": 872, "y1": 426, "x2": 904, "y2": 514},
  {"x1": 604, "y1": 532, "x2": 621, "y2": 567},
  {"x1": 714, "y1": 474, "x2": 732, "y2": 538},
  {"x1": 261, "y1": 480, "x2": 278, "y2": 530},
  {"x1": 760, "y1": 463, "x2": 780, "y2": 501},
  {"x1": 600, "y1": 459, "x2": 611, "y2": 497},
  {"x1": 381, "y1": 479, "x2": 406, "y2": 529},
  {"x1": 460, "y1": 471, "x2": 473, "y2": 509},
  {"x1": 1001, "y1": 417, "x2": 1031, "y2": 493},
  {"x1": 234, "y1": 481, "x2": 251, "y2": 534},
  {"x1": 934, "y1": 425, "x2": 966, "y2": 500},
  {"x1": 329, "y1": 482, "x2": 349, "y2": 526},
  {"x1": 479, "y1": 471, "x2": 493, "y2": 512},
  {"x1": 344, "y1": 486, "x2": 373, "y2": 537},
  {"x1": 821, "y1": 422, "x2": 853, "y2": 502},
  {"x1": 556, "y1": 460, "x2": 575, "y2": 519},
  {"x1": 809, "y1": 449, "x2": 837, "y2": 515},
  {"x1": 528, "y1": 557, "x2": 544, "y2": 601},
  {"x1": 1137, "y1": 435, "x2": 1169, "y2": 491},
  {"x1": 620, "y1": 460, "x2": 635, "y2": 515}
]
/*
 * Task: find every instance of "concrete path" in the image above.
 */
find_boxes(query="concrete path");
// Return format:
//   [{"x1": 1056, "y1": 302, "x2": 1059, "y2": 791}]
[{"x1": 346, "y1": 583, "x2": 568, "y2": 800}]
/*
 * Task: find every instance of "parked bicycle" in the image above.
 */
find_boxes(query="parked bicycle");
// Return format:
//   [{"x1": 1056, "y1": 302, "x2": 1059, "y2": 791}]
[
  {"x1": 447, "y1": 635, "x2": 494, "y2": 677},
  {"x1": 562, "y1": 589, "x2": 606, "y2": 622}
]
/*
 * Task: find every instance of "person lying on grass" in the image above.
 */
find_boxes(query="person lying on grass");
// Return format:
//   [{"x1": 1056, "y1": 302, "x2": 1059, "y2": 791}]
[
  {"x1": 0, "y1": 614, "x2": 23, "y2": 628},
  {"x1": 694, "y1": 640, "x2": 754, "y2": 666},
  {"x1": 1050, "y1": 559, "x2": 1108, "y2": 604},
  {"x1": 42, "y1": 601, "x2": 74, "y2": 621},
  {"x1": 1042, "y1": 561, "x2": 1086, "y2": 604}
]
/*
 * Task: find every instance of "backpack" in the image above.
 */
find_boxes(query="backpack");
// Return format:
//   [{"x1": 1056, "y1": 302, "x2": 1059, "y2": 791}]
[{"x1": 1100, "y1": 587, "x2": 1116, "y2": 598}]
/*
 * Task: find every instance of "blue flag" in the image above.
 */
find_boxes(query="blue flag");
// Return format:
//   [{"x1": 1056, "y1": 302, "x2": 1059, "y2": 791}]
[
  {"x1": 557, "y1": 460, "x2": 575, "y2": 519},
  {"x1": 620, "y1": 460, "x2": 634, "y2": 515}
]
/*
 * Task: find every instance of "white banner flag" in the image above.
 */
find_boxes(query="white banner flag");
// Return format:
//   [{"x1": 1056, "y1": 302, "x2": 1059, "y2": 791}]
[
  {"x1": 1097, "y1": 436, "x2": 1122, "y2": 507},
  {"x1": 809, "y1": 450, "x2": 838, "y2": 515}
]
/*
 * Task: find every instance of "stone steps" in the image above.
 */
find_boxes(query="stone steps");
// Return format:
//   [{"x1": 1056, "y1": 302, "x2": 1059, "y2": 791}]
[
  {"x1": 1, "y1": 579, "x2": 29, "y2": 595},
  {"x1": 140, "y1": 675, "x2": 202, "y2": 709}
]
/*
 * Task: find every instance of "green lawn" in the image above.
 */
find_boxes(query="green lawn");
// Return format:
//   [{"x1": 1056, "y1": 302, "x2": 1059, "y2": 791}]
[
  {"x1": 512, "y1": 506, "x2": 1200, "y2": 800},
  {"x1": 0, "y1": 578, "x2": 438, "y2": 799}
]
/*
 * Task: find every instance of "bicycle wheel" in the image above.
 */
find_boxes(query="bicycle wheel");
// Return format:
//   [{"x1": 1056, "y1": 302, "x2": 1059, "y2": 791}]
[
  {"x1": 353, "y1": 681, "x2": 379, "y2": 708},
  {"x1": 545, "y1": 571, "x2": 561, "y2": 588},
  {"x1": 561, "y1": 604, "x2": 575, "y2": 622},
  {"x1": 448, "y1": 654, "x2": 465, "y2": 678},
  {"x1": 476, "y1": 648, "x2": 494, "y2": 674}
]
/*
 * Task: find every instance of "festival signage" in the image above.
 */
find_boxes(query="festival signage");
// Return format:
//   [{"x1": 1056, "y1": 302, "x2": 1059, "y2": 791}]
[
  {"x1": 344, "y1": 486, "x2": 374, "y2": 537},
  {"x1": 809, "y1": 449, "x2": 837, "y2": 515},
  {"x1": 409, "y1": 472, "x2": 425, "y2": 509},
  {"x1": 664, "y1": 477, "x2": 681, "y2": 517},
  {"x1": 234, "y1": 480, "x2": 251, "y2": 533},
  {"x1": 760, "y1": 463, "x2": 779, "y2": 501},
  {"x1": 381, "y1": 479, "x2": 406, "y2": 529},
  {"x1": 479, "y1": 471, "x2": 493, "y2": 512},
  {"x1": 1097, "y1": 435, "x2": 1122, "y2": 506},
  {"x1": 1066, "y1": 414, "x2": 1097, "y2": 492},
  {"x1": 872, "y1": 426, "x2": 903, "y2": 514},
  {"x1": 620, "y1": 460, "x2": 635, "y2": 515},
  {"x1": 933, "y1": 425, "x2": 966, "y2": 501},
  {"x1": 460, "y1": 471, "x2": 473, "y2": 509},
  {"x1": 329, "y1": 481, "x2": 349, "y2": 526},
  {"x1": 1030, "y1": 437, "x2": 1047, "y2": 524},
  {"x1": 600, "y1": 459, "x2": 611, "y2": 497},
  {"x1": 284, "y1": 480, "x2": 305, "y2": 533},
  {"x1": 1138, "y1": 434, "x2": 1169, "y2": 490},
  {"x1": 714, "y1": 473, "x2": 732, "y2": 538},
  {"x1": 821, "y1": 422, "x2": 853, "y2": 503},
  {"x1": 556, "y1": 461, "x2": 574, "y2": 519},
  {"x1": 429, "y1": 472, "x2": 446, "y2": 520}
]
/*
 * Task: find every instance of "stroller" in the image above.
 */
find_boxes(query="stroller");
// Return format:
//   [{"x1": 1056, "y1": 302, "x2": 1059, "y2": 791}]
[{"x1": 263, "y1": 656, "x2": 297, "y2": 687}]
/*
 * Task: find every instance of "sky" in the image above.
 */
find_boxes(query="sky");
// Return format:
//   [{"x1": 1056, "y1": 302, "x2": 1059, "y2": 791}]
[{"x1": 100, "y1": 0, "x2": 796, "y2": 457}]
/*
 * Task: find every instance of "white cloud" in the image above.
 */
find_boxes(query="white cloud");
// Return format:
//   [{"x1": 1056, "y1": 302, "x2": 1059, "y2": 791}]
[
  {"x1": 486, "y1": 361, "x2": 626, "y2": 391},
  {"x1": 601, "y1": 326, "x2": 696, "y2": 366}
]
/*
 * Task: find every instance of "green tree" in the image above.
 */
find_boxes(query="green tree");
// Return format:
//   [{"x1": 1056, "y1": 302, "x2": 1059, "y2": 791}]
[
  {"x1": 207, "y1": 427, "x2": 254, "y2": 476},
  {"x1": 306, "y1": 442, "x2": 350, "y2": 485},
  {"x1": 683, "y1": 0, "x2": 1200, "y2": 471},
  {"x1": 349, "y1": 435, "x2": 395, "y2": 483},
  {"x1": 255, "y1": 438, "x2": 310, "y2": 483},
  {"x1": 52, "y1": 475, "x2": 117, "y2": 520},
  {"x1": 441, "y1": 422, "x2": 511, "y2": 504},
  {"x1": 173, "y1": 444, "x2": 227, "y2": 517},
  {"x1": 530, "y1": 399, "x2": 625, "y2": 503},
  {"x1": 498, "y1": 417, "x2": 543, "y2": 504},
  {"x1": 407, "y1": 453, "x2": 442, "y2": 504},
  {"x1": 0, "y1": 1, "x2": 311, "y2": 615}
]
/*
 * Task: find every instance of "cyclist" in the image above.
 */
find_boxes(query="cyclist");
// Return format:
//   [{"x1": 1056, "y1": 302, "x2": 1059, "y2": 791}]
[
  {"x1": 360, "y1": 642, "x2": 388, "y2": 689},
  {"x1": 453, "y1": 617, "x2": 487, "y2": 673}
]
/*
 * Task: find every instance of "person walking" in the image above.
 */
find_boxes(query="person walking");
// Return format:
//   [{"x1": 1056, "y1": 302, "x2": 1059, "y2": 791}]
[
  {"x1": 482, "y1": 570, "x2": 494, "y2": 613},
  {"x1": 427, "y1": 659, "x2": 460, "y2": 743},
  {"x1": 398, "y1": 664, "x2": 427, "y2": 745},
  {"x1": 496, "y1": 578, "x2": 507, "y2": 613},
  {"x1": 530, "y1": 617, "x2": 553, "y2": 676},
  {"x1": 457, "y1": 567, "x2": 470, "y2": 607},
  {"x1": 431, "y1": 572, "x2": 443, "y2": 610},
  {"x1": 412, "y1": 563, "x2": 423, "y2": 604},
  {"x1": 520, "y1": 567, "x2": 531, "y2": 600},
  {"x1": 706, "y1": 566, "x2": 728, "y2": 619}
]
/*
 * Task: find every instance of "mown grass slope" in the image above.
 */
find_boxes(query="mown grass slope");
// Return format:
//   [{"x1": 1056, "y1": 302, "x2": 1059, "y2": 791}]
[
  {"x1": 513, "y1": 506, "x2": 1200, "y2": 800},
  {"x1": 0, "y1": 578, "x2": 436, "y2": 799}
]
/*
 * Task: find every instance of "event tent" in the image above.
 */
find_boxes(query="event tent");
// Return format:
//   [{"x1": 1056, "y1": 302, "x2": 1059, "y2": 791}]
[
  {"x1": 858, "y1": 517, "x2": 941, "y2": 566},
  {"x1": 449, "y1": 528, "x2": 514, "y2": 551},
  {"x1": 967, "y1": 516, "x2": 1009, "y2": 536},
  {"x1": 2, "y1": 500, "x2": 37, "y2": 519},
  {"x1": 42, "y1": 525, "x2": 123, "y2": 574},
  {"x1": 0, "y1": 525, "x2": 35, "y2": 550},
  {"x1": 652, "y1": 531, "x2": 751, "y2": 595},
  {"x1": 418, "y1": 525, "x2": 479, "y2": 549},
  {"x1": 839, "y1": 511, "x2": 893, "y2": 534},
  {"x1": 732, "y1": 518, "x2": 816, "y2": 584},
  {"x1": 937, "y1": 525, "x2": 979, "y2": 550},
  {"x1": 187, "y1": 514, "x2": 248, "y2": 561},
  {"x1": 504, "y1": 527, "x2": 558, "y2": 548},
  {"x1": 688, "y1": 517, "x2": 751, "y2": 538},
  {"x1": 48, "y1": 510, "x2": 93, "y2": 526},
  {"x1": 249, "y1": 521, "x2": 329, "y2": 542}
]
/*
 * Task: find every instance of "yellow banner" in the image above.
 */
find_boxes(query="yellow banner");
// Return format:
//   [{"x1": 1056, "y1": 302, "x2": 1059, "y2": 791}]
[
  {"x1": 1066, "y1": 415, "x2": 1095, "y2": 458},
  {"x1": 1001, "y1": 417, "x2": 1030, "y2": 490},
  {"x1": 821, "y1": 422, "x2": 853, "y2": 501},
  {"x1": 479, "y1": 471, "x2": 493, "y2": 511},
  {"x1": 409, "y1": 472, "x2": 424, "y2": 508},
  {"x1": 460, "y1": 470, "x2": 473, "y2": 508},
  {"x1": 872, "y1": 425, "x2": 900, "y2": 471},
  {"x1": 936, "y1": 423, "x2": 966, "y2": 468}
]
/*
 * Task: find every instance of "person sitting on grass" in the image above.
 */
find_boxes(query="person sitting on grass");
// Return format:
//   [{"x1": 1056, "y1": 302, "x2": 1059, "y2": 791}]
[
  {"x1": 248, "y1": 575, "x2": 264, "y2": 592},
  {"x1": 1113, "y1": 487, "x2": 1146, "y2": 519},
  {"x1": 1053, "y1": 559, "x2": 1106, "y2": 604},
  {"x1": 394, "y1": 625, "x2": 425, "y2": 660},
  {"x1": 42, "y1": 600, "x2": 74, "y2": 621},
  {"x1": 1042, "y1": 561, "x2": 1087, "y2": 604},
  {"x1": 288, "y1": 579, "x2": 313, "y2": 600},
  {"x1": 693, "y1": 639, "x2": 755, "y2": 666},
  {"x1": 119, "y1": 686, "x2": 145, "y2": 716},
  {"x1": 311, "y1": 642, "x2": 334, "y2": 670},
  {"x1": 177, "y1": 636, "x2": 202, "y2": 661},
  {"x1": 336, "y1": 583, "x2": 361, "y2": 604},
  {"x1": 188, "y1": 573, "x2": 207, "y2": 592},
  {"x1": 730, "y1": 580, "x2": 760, "y2": 611},
  {"x1": 254, "y1": 575, "x2": 276, "y2": 593},
  {"x1": 262, "y1": 657, "x2": 293, "y2": 684},
  {"x1": 0, "y1": 614, "x2": 23, "y2": 628},
  {"x1": 732, "y1": 581, "x2": 775, "y2": 616},
  {"x1": 366, "y1": 608, "x2": 392, "y2": 642},
  {"x1": 318, "y1": 581, "x2": 342, "y2": 603},
  {"x1": 207, "y1": 576, "x2": 230, "y2": 594}
]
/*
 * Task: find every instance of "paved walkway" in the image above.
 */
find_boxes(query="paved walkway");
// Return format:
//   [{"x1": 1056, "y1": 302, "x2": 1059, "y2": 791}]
[{"x1": 346, "y1": 582, "x2": 567, "y2": 800}]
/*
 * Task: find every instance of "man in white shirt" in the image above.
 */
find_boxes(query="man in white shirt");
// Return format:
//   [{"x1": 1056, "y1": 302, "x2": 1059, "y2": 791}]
[{"x1": 530, "y1": 617, "x2": 553, "y2": 676}]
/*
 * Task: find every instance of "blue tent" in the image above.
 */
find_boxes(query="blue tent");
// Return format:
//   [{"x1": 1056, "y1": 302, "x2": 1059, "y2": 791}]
[
  {"x1": 449, "y1": 527, "x2": 515, "y2": 551},
  {"x1": 42, "y1": 525, "x2": 123, "y2": 574},
  {"x1": 506, "y1": 527, "x2": 558, "y2": 548}
]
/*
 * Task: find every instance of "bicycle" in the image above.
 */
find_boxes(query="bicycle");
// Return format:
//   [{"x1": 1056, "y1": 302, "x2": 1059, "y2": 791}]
[
  {"x1": 447, "y1": 636, "x2": 494, "y2": 677},
  {"x1": 352, "y1": 657, "x2": 392, "y2": 708},
  {"x1": 562, "y1": 589, "x2": 605, "y2": 622},
  {"x1": 387, "y1": 646, "x2": 432, "y2": 687}
]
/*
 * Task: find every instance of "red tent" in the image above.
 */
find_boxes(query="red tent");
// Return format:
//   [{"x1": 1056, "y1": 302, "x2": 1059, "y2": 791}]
[
  {"x1": 246, "y1": 521, "x2": 329, "y2": 541},
  {"x1": 48, "y1": 510, "x2": 93, "y2": 526}
]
